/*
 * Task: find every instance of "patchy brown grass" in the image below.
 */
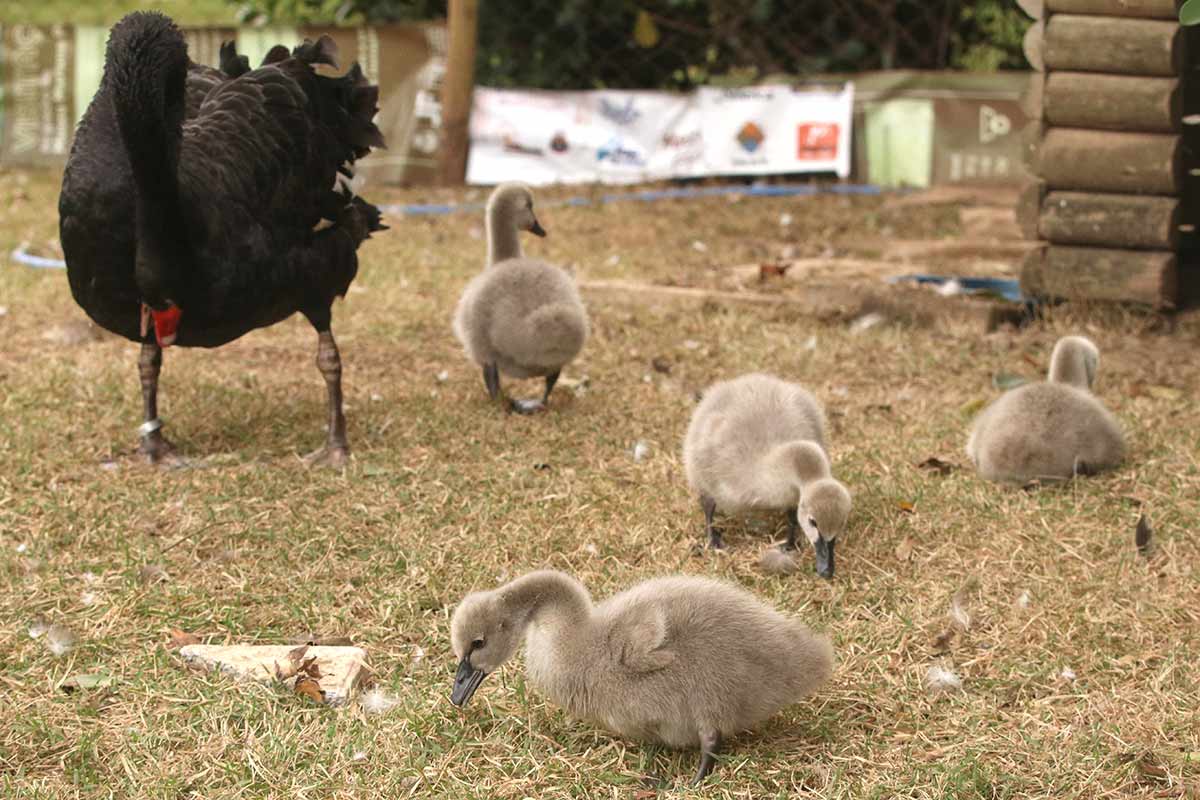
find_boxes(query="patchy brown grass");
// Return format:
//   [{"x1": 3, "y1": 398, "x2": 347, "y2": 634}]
[{"x1": 1, "y1": 167, "x2": 1198, "y2": 799}]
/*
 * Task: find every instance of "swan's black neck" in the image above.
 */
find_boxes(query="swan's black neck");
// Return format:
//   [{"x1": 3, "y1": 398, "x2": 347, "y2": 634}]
[{"x1": 105, "y1": 12, "x2": 190, "y2": 310}]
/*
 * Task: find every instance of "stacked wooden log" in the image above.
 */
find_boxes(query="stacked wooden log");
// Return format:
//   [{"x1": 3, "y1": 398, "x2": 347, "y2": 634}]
[{"x1": 1017, "y1": 0, "x2": 1192, "y2": 308}]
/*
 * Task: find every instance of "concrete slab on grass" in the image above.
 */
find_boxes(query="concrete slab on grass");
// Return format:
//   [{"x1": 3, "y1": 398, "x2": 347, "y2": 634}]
[{"x1": 179, "y1": 644, "x2": 367, "y2": 707}]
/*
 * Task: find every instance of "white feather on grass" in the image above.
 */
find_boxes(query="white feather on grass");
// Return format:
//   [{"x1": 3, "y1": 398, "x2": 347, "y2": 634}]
[
  {"x1": 924, "y1": 665, "x2": 963, "y2": 693},
  {"x1": 46, "y1": 624, "x2": 78, "y2": 657},
  {"x1": 360, "y1": 687, "x2": 400, "y2": 715}
]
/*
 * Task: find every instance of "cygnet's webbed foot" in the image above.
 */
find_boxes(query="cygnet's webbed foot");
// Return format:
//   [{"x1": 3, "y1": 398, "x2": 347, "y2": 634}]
[
  {"x1": 508, "y1": 370, "x2": 559, "y2": 415},
  {"x1": 692, "y1": 729, "x2": 722, "y2": 785},
  {"x1": 509, "y1": 397, "x2": 548, "y2": 415}
]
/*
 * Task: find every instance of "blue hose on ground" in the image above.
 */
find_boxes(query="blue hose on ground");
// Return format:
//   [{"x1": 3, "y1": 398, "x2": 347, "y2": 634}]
[{"x1": 11, "y1": 246, "x2": 66, "y2": 269}]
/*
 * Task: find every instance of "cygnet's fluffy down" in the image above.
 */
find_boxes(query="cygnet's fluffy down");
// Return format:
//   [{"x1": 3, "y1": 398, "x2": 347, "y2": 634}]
[
  {"x1": 454, "y1": 260, "x2": 587, "y2": 378},
  {"x1": 683, "y1": 372, "x2": 851, "y2": 578},
  {"x1": 449, "y1": 570, "x2": 834, "y2": 784},
  {"x1": 453, "y1": 182, "x2": 588, "y2": 413},
  {"x1": 967, "y1": 336, "x2": 1124, "y2": 483}
]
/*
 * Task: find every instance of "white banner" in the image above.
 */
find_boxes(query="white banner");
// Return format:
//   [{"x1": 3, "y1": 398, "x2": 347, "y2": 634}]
[
  {"x1": 697, "y1": 84, "x2": 853, "y2": 179},
  {"x1": 466, "y1": 83, "x2": 853, "y2": 186}
]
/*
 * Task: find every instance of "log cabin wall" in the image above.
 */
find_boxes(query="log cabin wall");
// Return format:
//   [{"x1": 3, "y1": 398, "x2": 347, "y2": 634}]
[{"x1": 1018, "y1": 0, "x2": 1196, "y2": 308}]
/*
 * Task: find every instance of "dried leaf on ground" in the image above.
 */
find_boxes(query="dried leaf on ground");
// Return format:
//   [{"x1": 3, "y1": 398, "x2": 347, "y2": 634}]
[
  {"x1": 138, "y1": 564, "x2": 169, "y2": 585},
  {"x1": 992, "y1": 372, "x2": 1027, "y2": 391},
  {"x1": 294, "y1": 675, "x2": 325, "y2": 704},
  {"x1": 931, "y1": 629, "x2": 956, "y2": 652},
  {"x1": 298, "y1": 657, "x2": 322, "y2": 680},
  {"x1": 917, "y1": 457, "x2": 956, "y2": 476},
  {"x1": 759, "y1": 262, "x2": 791, "y2": 280},
  {"x1": 60, "y1": 672, "x2": 115, "y2": 693},
  {"x1": 949, "y1": 577, "x2": 980, "y2": 631},
  {"x1": 1136, "y1": 515, "x2": 1153, "y2": 557},
  {"x1": 1146, "y1": 385, "x2": 1182, "y2": 401},
  {"x1": 897, "y1": 500, "x2": 916, "y2": 514},
  {"x1": 167, "y1": 629, "x2": 201, "y2": 649}
]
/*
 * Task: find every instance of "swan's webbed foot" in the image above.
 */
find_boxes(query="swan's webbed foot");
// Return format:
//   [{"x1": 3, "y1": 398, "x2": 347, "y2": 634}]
[
  {"x1": 137, "y1": 421, "x2": 180, "y2": 465},
  {"x1": 304, "y1": 444, "x2": 350, "y2": 468},
  {"x1": 692, "y1": 729, "x2": 722, "y2": 784}
]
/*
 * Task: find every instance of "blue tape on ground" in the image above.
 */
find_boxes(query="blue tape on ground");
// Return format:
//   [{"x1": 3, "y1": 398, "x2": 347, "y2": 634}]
[
  {"x1": 888, "y1": 273, "x2": 1025, "y2": 304},
  {"x1": 379, "y1": 182, "x2": 888, "y2": 217}
]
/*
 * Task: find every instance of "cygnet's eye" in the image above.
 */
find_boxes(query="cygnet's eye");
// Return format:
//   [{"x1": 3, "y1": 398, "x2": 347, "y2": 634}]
[
  {"x1": 808, "y1": 517, "x2": 819, "y2": 531},
  {"x1": 471, "y1": 637, "x2": 486, "y2": 651}
]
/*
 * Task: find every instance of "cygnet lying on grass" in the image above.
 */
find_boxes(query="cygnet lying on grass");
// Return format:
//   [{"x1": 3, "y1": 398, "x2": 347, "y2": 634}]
[
  {"x1": 967, "y1": 335, "x2": 1124, "y2": 483},
  {"x1": 449, "y1": 570, "x2": 834, "y2": 784},
  {"x1": 452, "y1": 182, "x2": 588, "y2": 414},
  {"x1": 683, "y1": 373, "x2": 851, "y2": 578}
]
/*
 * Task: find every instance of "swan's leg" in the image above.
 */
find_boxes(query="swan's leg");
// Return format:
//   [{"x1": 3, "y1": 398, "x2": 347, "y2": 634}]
[
  {"x1": 701, "y1": 494, "x2": 723, "y2": 549},
  {"x1": 483, "y1": 362, "x2": 501, "y2": 402},
  {"x1": 304, "y1": 328, "x2": 350, "y2": 467},
  {"x1": 783, "y1": 508, "x2": 799, "y2": 551},
  {"x1": 137, "y1": 341, "x2": 176, "y2": 463},
  {"x1": 510, "y1": 369, "x2": 558, "y2": 415},
  {"x1": 692, "y1": 729, "x2": 722, "y2": 784}
]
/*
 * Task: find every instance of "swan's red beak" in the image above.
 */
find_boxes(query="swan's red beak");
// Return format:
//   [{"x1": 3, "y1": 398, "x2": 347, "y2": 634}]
[{"x1": 141, "y1": 303, "x2": 182, "y2": 347}]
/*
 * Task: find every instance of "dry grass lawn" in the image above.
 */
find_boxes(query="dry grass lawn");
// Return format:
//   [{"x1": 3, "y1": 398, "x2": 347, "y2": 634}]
[{"x1": 1, "y1": 167, "x2": 1198, "y2": 799}]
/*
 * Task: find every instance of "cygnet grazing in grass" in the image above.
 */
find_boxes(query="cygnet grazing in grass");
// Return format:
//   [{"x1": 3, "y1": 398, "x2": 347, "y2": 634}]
[
  {"x1": 683, "y1": 373, "x2": 851, "y2": 578},
  {"x1": 967, "y1": 335, "x2": 1125, "y2": 483},
  {"x1": 452, "y1": 183, "x2": 589, "y2": 414},
  {"x1": 449, "y1": 570, "x2": 834, "y2": 784}
]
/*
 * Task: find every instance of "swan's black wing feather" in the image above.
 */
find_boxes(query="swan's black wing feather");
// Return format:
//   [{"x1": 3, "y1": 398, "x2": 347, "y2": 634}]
[{"x1": 173, "y1": 55, "x2": 384, "y2": 334}]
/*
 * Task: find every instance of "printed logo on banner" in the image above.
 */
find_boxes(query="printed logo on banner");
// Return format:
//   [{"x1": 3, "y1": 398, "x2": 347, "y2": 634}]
[
  {"x1": 736, "y1": 122, "x2": 765, "y2": 154},
  {"x1": 596, "y1": 136, "x2": 646, "y2": 166},
  {"x1": 662, "y1": 131, "x2": 701, "y2": 149},
  {"x1": 796, "y1": 123, "x2": 839, "y2": 161},
  {"x1": 598, "y1": 97, "x2": 641, "y2": 126},
  {"x1": 503, "y1": 135, "x2": 544, "y2": 156},
  {"x1": 550, "y1": 132, "x2": 570, "y2": 153}
]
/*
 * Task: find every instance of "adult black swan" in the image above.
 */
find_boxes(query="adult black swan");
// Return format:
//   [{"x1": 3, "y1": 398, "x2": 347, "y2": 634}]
[{"x1": 58, "y1": 12, "x2": 386, "y2": 465}]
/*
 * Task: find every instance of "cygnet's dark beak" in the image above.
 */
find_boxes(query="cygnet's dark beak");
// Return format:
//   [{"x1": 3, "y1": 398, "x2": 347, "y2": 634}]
[
  {"x1": 813, "y1": 536, "x2": 835, "y2": 579},
  {"x1": 451, "y1": 657, "x2": 487, "y2": 706},
  {"x1": 529, "y1": 218, "x2": 547, "y2": 237}
]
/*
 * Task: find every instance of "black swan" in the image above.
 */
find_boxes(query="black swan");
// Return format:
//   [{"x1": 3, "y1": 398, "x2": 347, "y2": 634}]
[{"x1": 58, "y1": 12, "x2": 386, "y2": 465}]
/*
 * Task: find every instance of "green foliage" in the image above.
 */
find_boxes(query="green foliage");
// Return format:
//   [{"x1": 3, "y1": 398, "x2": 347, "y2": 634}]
[
  {"x1": 1182, "y1": 0, "x2": 1200, "y2": 25},
  {"x1": 234, "y1": 0, "x2": 441, "y2": 25},
  {"x1": 227, "y1": 0, "x2": 1030, "y2": 88},
  {"x1": 952, "y1": 0, "x2": 1031, "y2": 71}
]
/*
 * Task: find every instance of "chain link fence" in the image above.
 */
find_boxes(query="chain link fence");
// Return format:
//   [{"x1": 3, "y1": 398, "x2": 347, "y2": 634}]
[{"x1": 472, "y1": 0, "x2": 1030, "y2": 90}]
